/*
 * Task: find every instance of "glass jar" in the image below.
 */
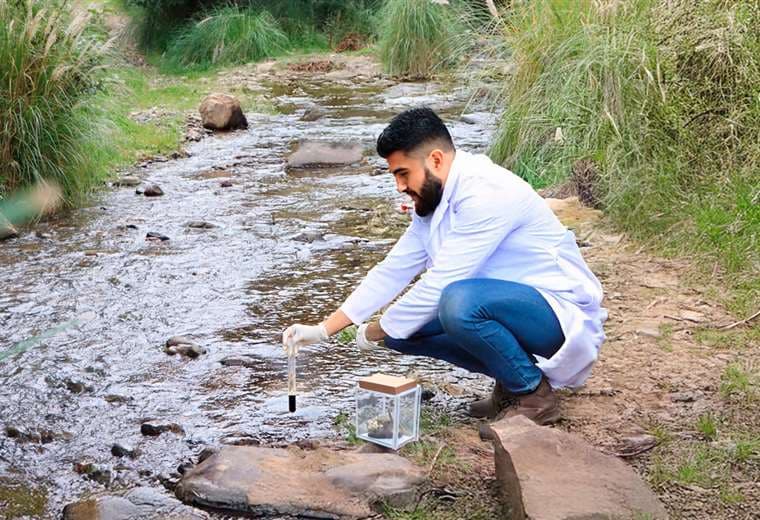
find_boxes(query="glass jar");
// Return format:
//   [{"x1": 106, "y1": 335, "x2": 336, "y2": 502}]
[{"x1": 355, "y1": 374, "x2": 420, "y2": 450}]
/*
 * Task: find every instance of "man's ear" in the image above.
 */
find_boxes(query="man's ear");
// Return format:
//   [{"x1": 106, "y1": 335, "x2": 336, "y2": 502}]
[{"x1": 429, "y1": 149, "x2": 444, "y2": 171}]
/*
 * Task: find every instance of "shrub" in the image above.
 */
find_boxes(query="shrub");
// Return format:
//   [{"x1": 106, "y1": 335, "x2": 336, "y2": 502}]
[
  {"x1": 486, "y1": 0, "x2": 759, "y2": 312},
  {"x1": 378, "y1": 0, "x2": 460, "y2": 78},
  {"x1": 165, "y1": 5, "x2": 288, "y2": 68},
  {"x1": 0, "y1": 0, "x2": 109, "y2": 202}
]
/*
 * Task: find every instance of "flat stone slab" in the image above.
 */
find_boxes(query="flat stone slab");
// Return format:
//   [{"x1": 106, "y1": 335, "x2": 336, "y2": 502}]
[
  {"x1": 287, "y1": 141, "x2": 363, "y2": 168},
  {"x1": 62, "y1": 487, "x2": 207, "y2": 519},
  {"x1": 484, "y1": 416, "x2": 667, "y2": 520},
  {"x1": 175, "y1": 446, "x2": 426, "y2": 519}
]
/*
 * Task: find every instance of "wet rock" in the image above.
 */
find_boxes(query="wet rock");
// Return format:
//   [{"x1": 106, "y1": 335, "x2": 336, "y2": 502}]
[
  {"x1": 143, "y1": 184, "x2": 164, "y2": 197},
  {"x1": 293, "y1": 230, "x2": 324, "y2": 243},
  {"x1": 220, "y1": 180, "x2": 233, "y2": 188},
  {"x1": 199, "y1": 93, "x2": 248, "y2": 131},
  {"x1": 141, "y1": 422, "x2": 184, "y2": 437},
  {"x1": 219, "y1": 356, "x2": 257, "y2": 368},
  {"x1": 287, "y1": 140, "x2": 364, "y2": 169},
  {"x1": 4, "y1": 425, "x2": 56, "y2": 444},
  {"x1": 104, "y1": 394, "x2": 132, "y2": 404},
  {"x1": 197, "y1": 447, "x2": 218, "y2": 464},
  {"x1": 111, "y1": 443, "x2": 139, "y2": 459},
  {"x1": 74, "y1": 462, "x2": 112, "y2": 486},
  {"x1": 164, "y1": 336, "x2": 206, "y2": 358},
  {"x1": 175, "y1": 446, "x2": 426, "y2": 517},
  {"x1": 145, "y1": 231, "x2": 169, "y2": 242},
  {"x1": 186, "y1": 221, "x2": 217, "y2": 229},
  {"x1": 66, "y1": 380, "x2": 89, "y2": 394},
  {"x1": 420, "y1": 388, "x2": 436, "y2": 402},
  {"x1": 177, "y1": 461, "x2": 194, "y2": 475},
  {"x1": 113, "y1": 176, "x2": 141, "y2": 187},
  {"x1": 63, "y1": 488, "x2": 209, "y2": 520},
  {"x1": 300, "y1": 106, "x2": 326, "y2": 122},
  {"x1": 1, "y1": 216, "x2": 19, "y2": 241},
  {"x1": 483, "y1": 416, "x2": 667, "y2": 520},
  {"x1": 62, "y1": 496, "x2": 139, "y2": 520}
]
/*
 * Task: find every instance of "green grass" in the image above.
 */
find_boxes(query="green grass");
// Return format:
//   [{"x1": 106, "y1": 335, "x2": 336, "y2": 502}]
[
  {"x1": 165, "y1": 6, "x2": 288, "y2": 70},
  {"x1": 377, "y1": 0, "x2": 461, "y2": 78},
  {"x1": 336, "y1": 325, "x2": 357, "y2": 345},
  {"x1": 0, "y1": 0, "x2": 111, "y2": 204},
  {"x1": 333, "y1": 411, "x2": 363, "y2": 445},
  {"x1": 720, "y1": 363, "x2": 757, "y2": 400},
  {"x1": 696, "y1": 413, "x2": 718, "y2": 441},
  {"x1": 485, "y1": 0, "x2": 760, "y2": 316}
]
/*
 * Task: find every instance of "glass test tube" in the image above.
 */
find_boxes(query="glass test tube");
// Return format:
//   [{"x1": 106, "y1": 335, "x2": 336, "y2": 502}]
[{"x1": 288, "y1": 352, "x2": 296, "y2": 412}]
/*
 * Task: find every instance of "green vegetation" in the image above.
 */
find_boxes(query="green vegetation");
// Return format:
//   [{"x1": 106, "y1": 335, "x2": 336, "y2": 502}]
[
  {"x1": 377, "y1": 0, "x2": 460, "y2": 78},
  {"x1": 125, "y1": 0, "x2": 380, "y2": 68},
  {"x1": 333, "y1": 411, "x2": 362, "y2": 445},
  {"x1": 0, "y1": 0, "x2": 110, "y2": 203},
  {"x1": 165, "y1": 6, "x2": 287, "y2": 69},
  {"x1": 696, "y1": 413, "x2": 718, "y2": 441},
  {"x1": 336, "y1": 325, "x2": 358, "y2": 345},
  {"x1": 487, "y1": 0, "x2": 760, "y2": 315},
  {"x1": 0, "y1": 480, "x2": 47, "y2": 519},
  {"x1": 720, "y1": 363, "x2": 757, "y2": 400}
]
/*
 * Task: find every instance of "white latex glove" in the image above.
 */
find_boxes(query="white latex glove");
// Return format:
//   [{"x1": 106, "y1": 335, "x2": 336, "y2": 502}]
[
  {"x1": 282, "y1": 323, "x2": 328, "y2": 356},
  {"x1": 356, "y1": 323, "x2": 381, "y2": 351}
]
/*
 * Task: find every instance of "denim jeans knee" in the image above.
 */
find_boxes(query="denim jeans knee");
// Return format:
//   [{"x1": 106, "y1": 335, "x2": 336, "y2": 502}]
[{"x1": 438, "y1": 279, "x2": 480, "y2": 332}]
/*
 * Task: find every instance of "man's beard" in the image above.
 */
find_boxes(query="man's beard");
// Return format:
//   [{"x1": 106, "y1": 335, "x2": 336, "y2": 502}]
[{"x1": 406, "y1": 167, "x2": 443, "y2": 217}]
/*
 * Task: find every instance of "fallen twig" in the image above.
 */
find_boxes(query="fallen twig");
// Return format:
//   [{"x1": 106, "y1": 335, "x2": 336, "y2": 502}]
[
  {"x1": 720, "y1": 309, "x2": 760, "y2": 331},
  {"x1": 428, "y1": 444, "x2": 445, "y2": 475}
]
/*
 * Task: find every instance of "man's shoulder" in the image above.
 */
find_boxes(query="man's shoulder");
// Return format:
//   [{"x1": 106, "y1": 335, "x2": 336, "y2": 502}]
[{"x1": 455, "y1": 152, "x2": 532, "y2": 199}]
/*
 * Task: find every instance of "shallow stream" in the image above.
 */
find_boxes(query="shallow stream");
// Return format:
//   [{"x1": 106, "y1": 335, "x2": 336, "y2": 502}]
[{"x1": 0, "y1": 71, "x2": 495, "y2": 517}]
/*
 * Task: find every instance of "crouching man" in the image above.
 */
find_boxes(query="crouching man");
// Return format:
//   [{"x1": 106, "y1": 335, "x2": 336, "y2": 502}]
[{"x1": 283, "y1": 108, "x2": 607, "y2": 424}]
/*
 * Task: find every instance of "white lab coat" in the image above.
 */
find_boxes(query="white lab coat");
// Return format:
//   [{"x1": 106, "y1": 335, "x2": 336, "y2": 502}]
[{"x1": 340, "y1": 151, "x2": 607, "y2": 388}]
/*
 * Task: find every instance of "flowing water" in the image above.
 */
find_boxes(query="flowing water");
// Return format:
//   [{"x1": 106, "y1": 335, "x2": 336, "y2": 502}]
[{"x1": 0, "y1": 72, "x2": 495, "y2": 517}]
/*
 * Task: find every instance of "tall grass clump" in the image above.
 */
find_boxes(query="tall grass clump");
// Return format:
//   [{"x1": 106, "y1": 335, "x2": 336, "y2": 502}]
[
  {"x1": 378, "y1": 0, "x2": 461, "y2": 78},
  {"x1": 0, "y1": 0, "x2": 110, "y2": 202},
  {"x1": 165, "y1": 5, "x2": 287, "y2": 69},
  {"x1": 487, "y1": 0, "x2": 759, "y2": 314}
]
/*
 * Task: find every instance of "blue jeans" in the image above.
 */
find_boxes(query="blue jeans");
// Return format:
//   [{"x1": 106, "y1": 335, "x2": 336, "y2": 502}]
[{"x1": 384, "y1": 279, "x2": 565, "y2": 394}]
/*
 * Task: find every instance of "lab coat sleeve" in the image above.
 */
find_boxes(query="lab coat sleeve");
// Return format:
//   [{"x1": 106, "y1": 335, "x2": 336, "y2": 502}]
[
  {"x1": 380, "y1": 193, "x2": 519, "y2": 339},
  {"x1": 339, "y1": 219, "x2": 428, "y2": 325}
]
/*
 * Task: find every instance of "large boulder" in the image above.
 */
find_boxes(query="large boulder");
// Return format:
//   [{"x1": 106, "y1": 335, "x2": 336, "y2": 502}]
[
  {"x1": 199, "y1": 93, "x2": 247, "y2": 131},
  {"x1": 286, "y1": 140, "x2": 363, "y2": 169},
  {"x1": 483, "y1": 416, "x2": 667, "y2": 520},
  {"x1": 175, "y1": 446, "x2": 426, "y2": 518}
]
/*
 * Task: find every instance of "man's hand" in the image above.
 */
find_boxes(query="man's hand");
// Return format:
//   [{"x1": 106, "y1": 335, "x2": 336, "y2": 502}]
[
  {"x1": 282, "y1": 323, "x2": 328, "y2": 355},
  {"x1": 356, "y1": 321, "x2": 385, "y2": 351}
]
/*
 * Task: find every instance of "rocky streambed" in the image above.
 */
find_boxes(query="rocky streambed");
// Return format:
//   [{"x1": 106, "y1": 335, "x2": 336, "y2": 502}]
[{"x1": 0, "y1": 57, "x2": 498, "y2": 518}]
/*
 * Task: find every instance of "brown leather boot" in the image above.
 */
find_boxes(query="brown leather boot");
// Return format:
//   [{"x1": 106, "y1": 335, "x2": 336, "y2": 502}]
[
  {"x1": 501, "y1": 377, "x2": 560, "y2": 425},
  {"x1": 469, "y1": 381, "x2": 515, "y2": 419}
]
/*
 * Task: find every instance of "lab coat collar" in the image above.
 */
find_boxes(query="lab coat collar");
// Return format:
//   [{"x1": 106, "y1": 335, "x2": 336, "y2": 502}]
[{"x1": 429, "y1": 149, "x2": 464, "y2": 233}]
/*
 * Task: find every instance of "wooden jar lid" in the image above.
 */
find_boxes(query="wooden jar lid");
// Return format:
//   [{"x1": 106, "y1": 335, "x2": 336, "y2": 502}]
[{"x1": 358, "y1": 373, "x2": 417, "y2": 394}]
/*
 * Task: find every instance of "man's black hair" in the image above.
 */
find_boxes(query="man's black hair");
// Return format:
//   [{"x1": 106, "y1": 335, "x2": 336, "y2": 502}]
[{"x1": 376, "y1": 107, "x2": 455, "y2": 159}]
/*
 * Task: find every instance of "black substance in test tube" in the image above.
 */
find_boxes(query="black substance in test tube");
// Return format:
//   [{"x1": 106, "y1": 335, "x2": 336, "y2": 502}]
[{"x1": 289, "y1": 394, "x2": 296, "y2": 412}]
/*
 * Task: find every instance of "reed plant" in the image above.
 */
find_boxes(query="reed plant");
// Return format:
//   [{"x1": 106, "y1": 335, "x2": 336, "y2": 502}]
[
  {"x1": 486, "y1": 0, "x2": 759, "y2": 314},
  {"x1": 165, "y1": 5, "x2": 288, "y2": 69},
  {"x1": 0, "y1": 0, "x2": 110, "y2": 202},
  {"x1": 378, "y1": 0, "x2": 461, "y2": 78}
]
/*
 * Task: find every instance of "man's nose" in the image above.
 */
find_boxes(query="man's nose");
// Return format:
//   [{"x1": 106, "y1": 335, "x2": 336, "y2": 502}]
[{"x1": 394, "y1": 176, "x2": 407, "y2": 193}]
